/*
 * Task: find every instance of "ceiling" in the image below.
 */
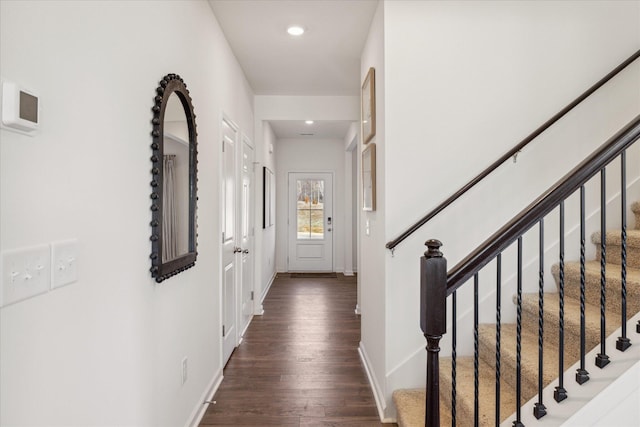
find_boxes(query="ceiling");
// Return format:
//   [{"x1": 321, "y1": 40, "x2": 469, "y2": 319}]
[
  {"x1": 269, "y1": 120, "x2": 353, "y2": 139},
  {"x1": 208, "y1": 0, "x2": 378, "y2": 139}
]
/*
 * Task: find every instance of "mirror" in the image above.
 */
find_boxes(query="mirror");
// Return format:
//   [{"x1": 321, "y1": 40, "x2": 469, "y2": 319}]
[{"x1": 150, "y1": 74, "x2": 197, "y2": 282}]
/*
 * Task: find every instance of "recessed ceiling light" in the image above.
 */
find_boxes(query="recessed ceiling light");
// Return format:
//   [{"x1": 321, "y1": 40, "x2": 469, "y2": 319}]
[
  {"x1": 287, "y1": 26, "x2": 305, "y2": 36},
  {"x1": 305, "y1": 120, "x2": 314, "y2": 125}
]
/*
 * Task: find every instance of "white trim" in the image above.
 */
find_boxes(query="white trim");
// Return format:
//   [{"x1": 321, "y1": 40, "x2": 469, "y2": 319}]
[
  {"x1": 344, "y1": 143, "x2": 356, "y2": 279},
  {"x1": 186, "y1": 368, "x2": 224, "y2": 427},
  {"x1": 387, "y1": 345, "x2": 425, "y2": 378},
  {"x1": 506, "y1": 312, "x2": 640, "y2": 427},
  {"x1": 358, "y1": 342, "x2": 395, "y2": 423},
  {"x1": 260, "y1": 271, "x2": 277, "y2": 303},
  {"x1": 239, "y1": 133, "x2": 256, "y2": 341},
  {"x1": 354, "y1": 304, "x2": 361, "y2": 315}
]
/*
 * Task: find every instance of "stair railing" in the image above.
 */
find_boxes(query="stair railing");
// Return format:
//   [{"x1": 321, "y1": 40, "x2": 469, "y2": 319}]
[
  {"x1": 387, "y1": 49, "x2": 640, "y2": 254},
  {"x1": 422, "y1": 115, "x2": 640, "y2": 426}
]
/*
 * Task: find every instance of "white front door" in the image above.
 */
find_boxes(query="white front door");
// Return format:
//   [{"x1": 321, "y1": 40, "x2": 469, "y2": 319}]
[
  {"x1": 288, "y1": 172, "x2": 333, "y2": 272},
  {"x1": 239, "y1": 136, "x2": 254, "y2": 336},
  {"x1": 221, "y1": 117, "x2": 238, "y2": 365}
]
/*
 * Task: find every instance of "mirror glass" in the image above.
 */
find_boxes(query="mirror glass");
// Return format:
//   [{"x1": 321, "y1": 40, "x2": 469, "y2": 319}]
[
  {"x1": 162, "y1": 94, "x2": 190, "y2": 262},
  {"x1": 150, "y1": 74, "x2": 197, "y2": 282}
]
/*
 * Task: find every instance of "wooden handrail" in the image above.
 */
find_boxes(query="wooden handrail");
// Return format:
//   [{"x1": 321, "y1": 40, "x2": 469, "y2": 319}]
[
  {"x1": 445, "y1": 114, "x2": 640, "y2": 295},
  {"x1": 386, "y1": 49, "x2": 640, "y2": 252}
]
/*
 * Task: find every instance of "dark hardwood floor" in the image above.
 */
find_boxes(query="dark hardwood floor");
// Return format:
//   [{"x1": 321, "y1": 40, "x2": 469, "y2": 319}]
[{"x1": 199, "y1": 273, "x2": 394, "y2": 426}]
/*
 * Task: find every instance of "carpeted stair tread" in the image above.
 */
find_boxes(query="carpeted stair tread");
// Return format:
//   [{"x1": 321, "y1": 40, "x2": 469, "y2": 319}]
[
  {"x1": 555, "y1": 261, "x2": 640, "y2": 315},
  {"x1": 520, "y1": 292, "x2": 627, "y2": 358},
  {"x1": 592, "y1": 229, "x2": 640, "y2": 268},
  {"x1": 478, "y1": 323, "x2": 559, "y2": 401},
  {"x1": 592, "y1": 228, "x2": 640, "y2": 247},
  {"x1": 440, "y1": 356, "x2": 517, "y2": 425},
  {"x1": 631, "y1": 201, "x2": 640, "y2": 228},
  {"x1": 392, "y1": 389, "x2": 451, "y2": 427}
]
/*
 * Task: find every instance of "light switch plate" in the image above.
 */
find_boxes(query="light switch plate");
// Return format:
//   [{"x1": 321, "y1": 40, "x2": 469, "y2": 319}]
[
  {"x1": 1, "y1": 244, "x2": 51, "y2": 307},
  {"x1": 51, "y1": 239, "x2": 78, "y2": 289}
]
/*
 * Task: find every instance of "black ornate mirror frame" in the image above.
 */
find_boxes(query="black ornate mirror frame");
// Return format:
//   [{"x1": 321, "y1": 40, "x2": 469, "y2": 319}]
[{"x1": 150, "y1": 73, "x2": 198, "y2": 282}]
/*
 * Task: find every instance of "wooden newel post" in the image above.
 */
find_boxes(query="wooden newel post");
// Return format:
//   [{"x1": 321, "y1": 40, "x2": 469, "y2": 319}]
[{"x1": 421, "y1": 239, "x2": 447, "y2": 427}]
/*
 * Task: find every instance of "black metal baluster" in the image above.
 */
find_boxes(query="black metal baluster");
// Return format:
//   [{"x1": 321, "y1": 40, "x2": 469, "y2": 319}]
[
  {"x1": 596, "y1": 169, "x2": 611, "y2": 368},
  {"x1": 452, "y1": 291, "x2": 457, "y2": 427},
  {"x1": 496, "y1": 254, "x2": 502, "y2": 427},
  {"x1": 474, "y1": 273, "x2": 479, "y2": 427},
  {"x1": 576, "y1": 186, "x2": 590, "y2": 384},
  {"x1": 513, "y1": 237, "x2": 524, "y2": 427},
  {"x1": 534, "y1": 220, "x2": 547, "y2": 418},
  {"x1": 617, "y1": 150, "x2": 631, "y2": 351},
  {"x1": 555, "y1": 202, "x2": 568, "y2": 402}
]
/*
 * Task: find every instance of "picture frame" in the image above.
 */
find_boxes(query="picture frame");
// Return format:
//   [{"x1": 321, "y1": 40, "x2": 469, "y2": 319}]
[
  {"x1": 263, "y1": 167, "x2": 274, "y2": 228},
  {"x1": 362, "y1": 143, "x2": 376, "y2": 211},
  {"x1": 361, "y1": 67, "x2": 376, "y2": 144}
]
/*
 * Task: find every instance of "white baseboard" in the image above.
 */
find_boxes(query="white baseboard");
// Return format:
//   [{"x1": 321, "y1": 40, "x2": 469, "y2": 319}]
[
  {"x1": 260, "y1": 272, "x2": 277, "y2": 303},
  {"x1": 254, "y1": 272, "x2": 276, "y2": 315},
  {"x1": 344, "y1": 270, "x2": 355, "y2": 276},
  {"x1": 354, "y1": 304, "x2": 361, "y2": 315},
  {"x1": 358, "y1": 342, "x2": 396, "y2": 423},
  {"x1": 187, "y1": 367, "x2": 223, "y2": 427}
]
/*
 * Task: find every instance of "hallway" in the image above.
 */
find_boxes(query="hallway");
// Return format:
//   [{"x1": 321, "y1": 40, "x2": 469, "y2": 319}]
[{"x1": 199, "y1": 274, "x2": 391, "y2": 426}]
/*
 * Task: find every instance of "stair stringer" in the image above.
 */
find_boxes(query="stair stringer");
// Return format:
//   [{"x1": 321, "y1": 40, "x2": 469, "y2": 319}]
[
  {"x1": 358, "y1": 342, "x2": 397, "y2": 424},
  {"x1": 385, "y1": 345, "x2": 427, "y2": 420},
  {"x1": 502, "y1": 312, "x2": 640, "y2": 427}
]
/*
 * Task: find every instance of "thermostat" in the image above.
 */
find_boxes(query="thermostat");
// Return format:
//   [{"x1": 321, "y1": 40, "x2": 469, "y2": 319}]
[{"x1": 1, "y1": 80, "x2": 40, "y2": 135}]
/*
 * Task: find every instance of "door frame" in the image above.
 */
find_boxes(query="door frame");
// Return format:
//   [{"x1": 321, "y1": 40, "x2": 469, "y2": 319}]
[
  {"x1": 286, "y1": 170, "x2": 335, "y2": 272},
  {"x1": 239, "y1": 133, "x2": 255, "y2": 339}
]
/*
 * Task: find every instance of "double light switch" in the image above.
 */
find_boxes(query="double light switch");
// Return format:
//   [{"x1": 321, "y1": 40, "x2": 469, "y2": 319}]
[{"x1": 1, "y1": 239, "x2": 78, "y2": 307}]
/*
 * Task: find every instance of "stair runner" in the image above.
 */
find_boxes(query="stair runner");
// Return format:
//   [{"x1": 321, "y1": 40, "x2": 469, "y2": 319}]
[{"x1": 393, "y1": 202, "x2": 640, "y2": 426}]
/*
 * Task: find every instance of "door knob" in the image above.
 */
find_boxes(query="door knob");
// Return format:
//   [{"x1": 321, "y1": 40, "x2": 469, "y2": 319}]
[
  {"x1": 233, "y1": 247, "x2": 242, "y2": 253},
  {"x1": 242, "y1": 249, "x2": 250, "y2": 254}
]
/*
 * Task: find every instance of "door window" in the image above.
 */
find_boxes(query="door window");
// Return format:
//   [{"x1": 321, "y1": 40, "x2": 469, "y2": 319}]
[{"x1": 296, "y1": 179, "x2": 325, "y2": 239}]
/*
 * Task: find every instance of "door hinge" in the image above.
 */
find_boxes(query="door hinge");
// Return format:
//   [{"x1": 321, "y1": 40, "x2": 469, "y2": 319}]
[
  {"x1": 222, "y1": 325, "x2": 225, "y2": 336},
  {"x1": 250, "y1": 291, "x2": 254, "y2": 301},
  {"x1": 222, "y1": 232, "x2": 225, "y2": 243},
  {"x1": 222, "y1": 140, "x2": 225, "y2": 152}
]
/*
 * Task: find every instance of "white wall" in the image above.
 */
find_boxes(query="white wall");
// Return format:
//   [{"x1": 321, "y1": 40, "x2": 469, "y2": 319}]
[
  {"x1": 274, "y1": 138, "x2": 346, "y2": 272},
  {"x1": 0, "y1": 1, "x2": 254, "y2": 426},
  {"x1": 356, "y1": 0, "x2": 640, "y2": 419},
  {"x1": 258, "y1": 122, "x2": 277, "y2": 304},
  {"x1": 358, "y1": 0, "x2": 389, "y2": 419}
]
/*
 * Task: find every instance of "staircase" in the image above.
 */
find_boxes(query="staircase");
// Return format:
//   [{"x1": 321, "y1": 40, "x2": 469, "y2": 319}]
[{"x1": 393, "y1": 202, "x2": 640, "y2": 426}]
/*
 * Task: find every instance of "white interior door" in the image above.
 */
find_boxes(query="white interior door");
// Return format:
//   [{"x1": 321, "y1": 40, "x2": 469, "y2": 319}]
[
  {"x1": 239, "y1": 137, "x2": 254, "y2": 336},
  {"x1": 288, "y1": 172, "x2": 333, "y2": 272},
  {"x1": 221, "y1": 117, "x2": 237, "y2": 365}
]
